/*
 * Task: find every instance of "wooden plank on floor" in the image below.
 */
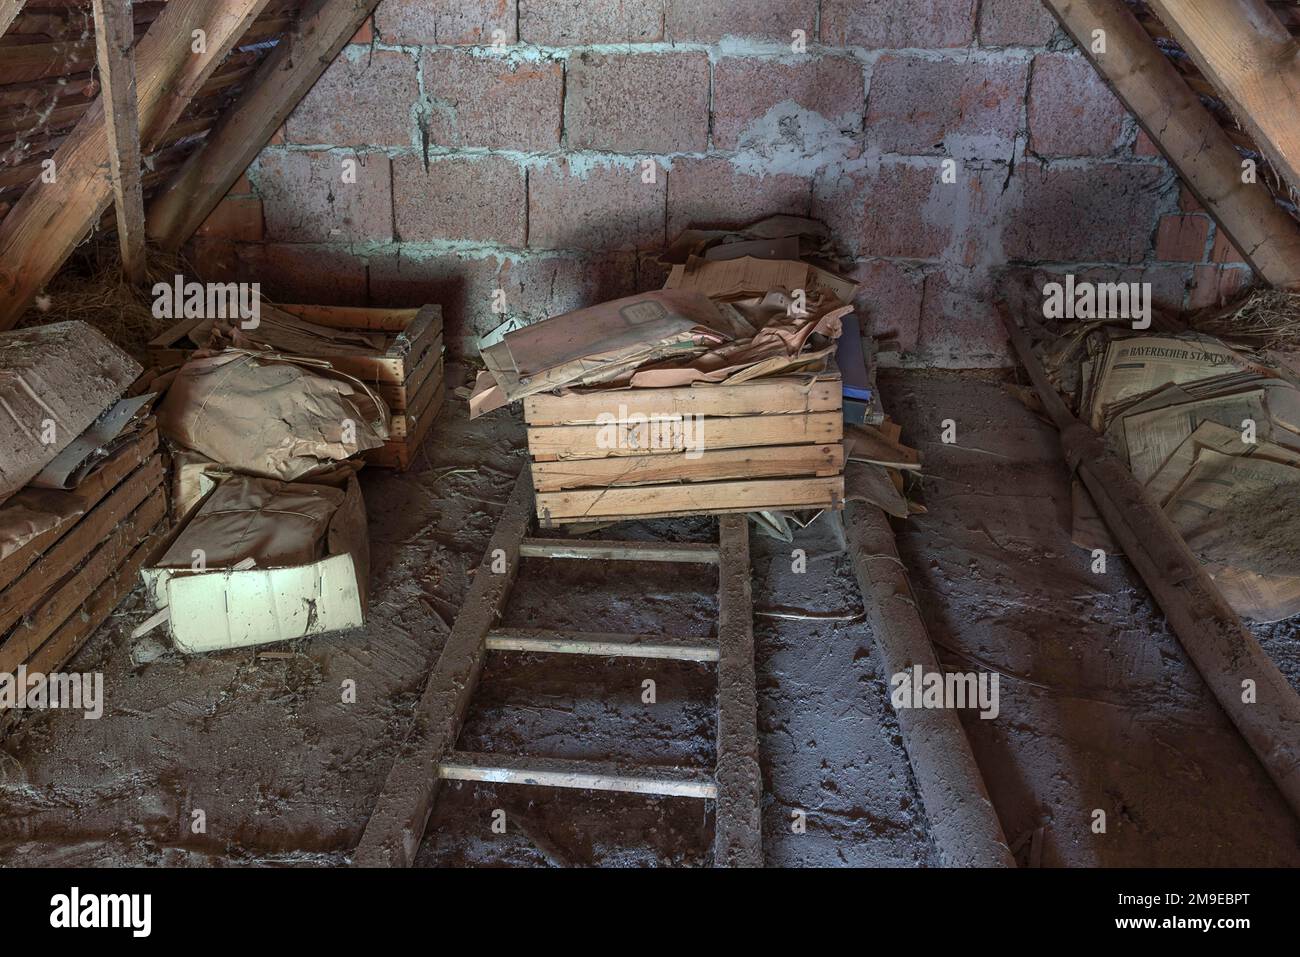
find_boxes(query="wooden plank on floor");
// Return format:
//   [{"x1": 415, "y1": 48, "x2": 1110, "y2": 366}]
[
  {"x1": 1042, "y1": 0, "x2": 1300, "y2": 289},
  {"x1": 535, "y1": 476, "x2": 844, "y2": 524},
  {"x1": 352, "y1": 472, "x2": 536, "y2": 867},
  {"x1": 518, "y1": 538, "x2": 720, "y2": 564},
  {"x1": 531, "y1": 443, "x2": 845, "y2": 492},
  {"x1": 1148, "y1": 0, "x2": 1300, "y2": 200},
  {"x1": 438, "y1": 752, "x2": 718, "y2": 799},
  {"x1": 526, "y1": 412, "x2": 842, "y2": 460},
  {"x1": 486, "y1": 628, "x2": 720, "y2": 662},
  {"x1": 91, "y1": 0, "x2": 147, "y2": 283},
  {"x1": 524, "y1": 377, "x2": 842, "y2": 425},
  {"x1": 713, "y1": 514, "x2": 762, "y2": 867}
]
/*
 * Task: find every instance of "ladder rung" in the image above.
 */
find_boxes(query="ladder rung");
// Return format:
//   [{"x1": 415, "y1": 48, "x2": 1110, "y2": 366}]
[
  {"x1": 439, "y1": 752, "x2": 718, "y2": 799},
  {"x1": 486, "y1": 628, "x2": 720, "y2": 662},
  {"x1": 519, "y1": 538, "x2": 720, "y2": 564}
]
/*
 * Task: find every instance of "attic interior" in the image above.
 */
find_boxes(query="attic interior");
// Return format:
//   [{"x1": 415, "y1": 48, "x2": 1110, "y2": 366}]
[{"x1": 1, "y1": 0, "x2": 1299, "y2": 880}]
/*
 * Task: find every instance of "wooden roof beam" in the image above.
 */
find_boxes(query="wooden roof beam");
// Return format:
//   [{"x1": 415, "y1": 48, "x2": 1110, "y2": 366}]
[
  {"x1": 92, "y1": 0, "x2": 147, "y2": 284},
  {"x1": 146, "y1": 0, "x2": 384, "y2": 250},
  {"x1": 0, "y1": 1, "x2": 24, "y2": 40},
  {"x1": 0, "y1": 0, "x2": 274, "y2": 330},
  {"x1": 1043, "y1": 0, "x2": 1300, "y2": 290},
  {"x1": 1148, "y1": 0, "x2": 1300, "y2": 202}
]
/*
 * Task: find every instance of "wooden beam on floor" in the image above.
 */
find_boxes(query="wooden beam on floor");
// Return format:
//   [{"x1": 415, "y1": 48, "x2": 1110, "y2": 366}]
[
  {"x1": 146, "y1": 0, "x2": 384, "y2": 250},
  {"x1": 438, "y1": 752, "x2": 719, "y2": 799},
  {"x1": 842, "y1": 504, "x2": 1017, "y2": 867},
  {"x1": 486, "y1": 627, "x2": 720, "y2": 662},
  {"x1": 352, "y1": 473, "x2": 536, "y2": 868},
  {"x1": 1043, "y1": 0, "x2": 1300, "y2": 289},
  {"x1": 518, "y1": 538, "x2": 720, "y2": 564},
  {"x1": 999, "y1": 303, "x2": 1300, "y2": 821},
  {"x1": 0, "y1": 0, "x2": 272, "y2": 329},
  {"x1": 1148, "y1": 0, "x2": 1300, "y2": 201},
  {"x1": 713, "y1": 514, "x2": 762, "y2": 868},
  {"x1": 0, "y1": 1, "x2": 25, "y2": 40},
  {"x1": 91, "y1": 0, "x2": 147, "y2": 284}
]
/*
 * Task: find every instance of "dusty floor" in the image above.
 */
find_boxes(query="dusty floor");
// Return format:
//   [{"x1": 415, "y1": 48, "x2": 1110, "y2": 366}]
[{"x1": 0, "y1": 366, "x2": 1296, "y2": 866}]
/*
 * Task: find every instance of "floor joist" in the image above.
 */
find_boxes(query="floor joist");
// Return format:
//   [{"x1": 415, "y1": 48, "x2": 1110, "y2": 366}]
[{"x1": 518, "y1": 538, "x2": 721, "y2": 563}]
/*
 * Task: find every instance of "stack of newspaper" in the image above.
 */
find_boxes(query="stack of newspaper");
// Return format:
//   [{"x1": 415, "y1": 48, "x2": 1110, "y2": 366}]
[{"x1": 1065, "y1": 331, "x2": 1300, "y2": 622}]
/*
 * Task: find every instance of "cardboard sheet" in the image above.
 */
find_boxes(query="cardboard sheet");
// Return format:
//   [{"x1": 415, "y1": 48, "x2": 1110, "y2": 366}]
[{"x1": 0, "y1": 321, "x2": 141, "y2": 506}]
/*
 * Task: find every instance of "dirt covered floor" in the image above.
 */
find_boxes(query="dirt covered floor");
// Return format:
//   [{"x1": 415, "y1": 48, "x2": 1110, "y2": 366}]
[{"x1": 0, "y1": 366, "x2": 1296, "y2": 866}]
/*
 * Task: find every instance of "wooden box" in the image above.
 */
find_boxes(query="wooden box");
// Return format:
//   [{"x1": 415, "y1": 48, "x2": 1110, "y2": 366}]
[
  {"x1": 147, "y1": 303, "x2": 445, "y2": 470},
  {"x1": 523, "y1": 371, "x2": 845, "y2": 526},
  {"x1": 0, "y1": 422, "x2": 169, "y2": 700}
]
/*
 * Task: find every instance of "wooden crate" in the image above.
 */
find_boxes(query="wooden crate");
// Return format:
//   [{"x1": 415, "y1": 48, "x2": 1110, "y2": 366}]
[
  {"x1": 0, "y1": 422, "x2": 169, "y2": 699},
  {"x1": 524, "y1": 372, "x2": 845, "y2": 526},
  {"x1": 147, "y1": 303, "x2": 445, "y2": 470}
]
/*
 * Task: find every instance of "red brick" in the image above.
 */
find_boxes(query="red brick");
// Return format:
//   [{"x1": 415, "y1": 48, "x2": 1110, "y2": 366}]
[
  {"x1": 229, "y1": 173, "x2": 253, "y2": 195},
  {"x1": 520, "y1": 0, "x2": 662, "y2": 45},
  {"x1": 268, "y1": 125, "x2": 286, "y2": 145},
  {"x1": 812, "y1": 162, "x2": 952, "y2": 260},
  {"x1": 664, "y1": 0, "x2": 816, "y2": 42},
  {"x1": 846, "y1": 260, "x2": 925, "y2": 356},
  {"x1": 1210, "y1": 228, "x2": 1246, "y2": 264},
  {"x1": 978, "y1": 0, "x2": 1058, "y2": 47},
  {"x1": 667, "y1": 157, "x2": 811, "y2": 237},
  {"x1": 375, "y1": 0, "x2": 516, "y2": 44},
  {"x1": 285, "y1": 49, "x2": 417, "y2": 147},
  {"x1": 713, "y1": 56, "x2": 864, "y2": 151},
  {"x1": 1135, "y1": 128, "x2": 1162, "y2": 157},
  {"x1": 868, "y1": 56, "x2": 1027, "y2": 159},
  {"x1": 368, "y1": 249, "x2": 505, "y2": 351},
  {"x1": 1028, "y1": 53, "x2": 1127, "y2": 157},
  {"x1": 349, "y1": 17, "x2": 373, "y2": 45},
  {"x1": 564, "y1": 52, "x2": 709, "y2": 153},
  {"x1": 1154, "y1": 214, "x2": 1210, "y2": 262},
  {"x1": 261, "y1": 245, "x2": 369, "y2": 306},
  {"x1": 1189, "y1": 264, "x2": 1254, "y2": 310},
  {"x1": 1179, "y1": 185, "x2": 1205, "y2": 213},
  {"x1": 187, "y1": 238, "x2": 240, "y2": 283},
  {"x1": 1001, "y1": 162, "x2": 1166, "y2": 263},
  {"x1": 196, "y1": 195, "x2": 264, "y2": 242},
  {"x1": 528, "y1": 159, "x2": 666, "y2": 251},
  {"x1": 392, "y1": 154, "x2": 526, "y2": 245},
  {"x1": 821, "y1": 0, "x2": 976, "y2": 49},
  {"x1": 496, "y1": 253, "x2": 640, "y2": 325},
  {"x1": 421, "y1": 50, "x2": 562, "y2": 151},
  {"x1": 256, "y1": 150, "x2": 393, "y2": 243}
]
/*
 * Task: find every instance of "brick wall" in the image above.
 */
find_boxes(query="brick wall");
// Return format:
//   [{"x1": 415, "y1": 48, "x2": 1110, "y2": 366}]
[{"x1": 191, "y1": 0, "x2": 1254, "y2": 368}]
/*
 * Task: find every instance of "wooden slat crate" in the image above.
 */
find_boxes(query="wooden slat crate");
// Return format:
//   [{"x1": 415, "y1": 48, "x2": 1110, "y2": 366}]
[
  {"x1": 147, "y1": 303, "x2": 445, "y2": 471},
  {"x1": 0, "y1": 421, "x2": 169, "y2": 703},
  {"x1": 523, "y1": 371, "x2": 845, "y2": 526}
]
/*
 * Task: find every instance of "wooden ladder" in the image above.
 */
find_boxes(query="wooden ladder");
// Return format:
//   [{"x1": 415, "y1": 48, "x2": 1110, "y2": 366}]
[{"x1": 352, "y1": 472, "x2": 763, "y2": 867}]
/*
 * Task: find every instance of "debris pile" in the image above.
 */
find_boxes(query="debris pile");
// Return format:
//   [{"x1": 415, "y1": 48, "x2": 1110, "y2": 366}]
[
  {"x1": 1042, "y1": 322, "x2": 1300, "y2": 621},
  {"x1": 0, "y1": 321, "x2": 165, "y2": 706},
  {"x1": 471, "y1": 215, "x2": 919, "y2": 528}
]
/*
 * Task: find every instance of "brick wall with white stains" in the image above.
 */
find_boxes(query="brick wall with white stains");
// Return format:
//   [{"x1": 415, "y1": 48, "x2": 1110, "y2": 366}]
[{"x1": 189, "y1": 0, "x2": 1254, "y2": 367}]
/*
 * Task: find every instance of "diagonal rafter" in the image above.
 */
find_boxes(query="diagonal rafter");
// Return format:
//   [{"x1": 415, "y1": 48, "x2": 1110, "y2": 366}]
[
  {"x1": 0, "y1": 0, "x2": 275, "y2": 329},
  {"x1": 1043, "y1": 0, "x2": 1300, "y2": 290},
  {"x1": 146, "y1": 0, "x2": 384, "y2": 250}
]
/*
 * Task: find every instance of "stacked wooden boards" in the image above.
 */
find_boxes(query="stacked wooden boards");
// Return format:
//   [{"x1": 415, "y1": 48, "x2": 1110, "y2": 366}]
[
  {"x1": 524, "y1": 371, "x2": 845, "y2": 526},
  {"x1": 0, "y1": 421, "x2": 167, "y2": 708},
  {"x1": 147, "y1": 303, "x2": 445, "y2": 470}
]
